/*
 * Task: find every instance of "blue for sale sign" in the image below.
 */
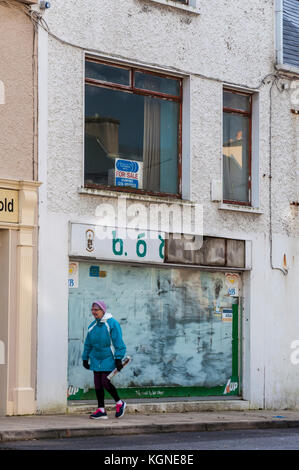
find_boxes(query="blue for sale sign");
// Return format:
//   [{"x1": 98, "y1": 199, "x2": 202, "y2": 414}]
[{"x1": 115, "y1": 159, "x2": 143, "y2": 189}]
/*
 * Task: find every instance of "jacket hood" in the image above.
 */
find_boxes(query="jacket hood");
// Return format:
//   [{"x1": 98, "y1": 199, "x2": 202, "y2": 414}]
[{"x1": 100, "y1": 312, "x2": 113, "y2": 322}]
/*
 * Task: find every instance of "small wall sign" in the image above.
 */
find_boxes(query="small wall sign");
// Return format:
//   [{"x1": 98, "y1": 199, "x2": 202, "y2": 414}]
[
  {"x1": 222, "y1": 308, "x2": 233, "y2": 322},
  {"x1": 69, "y1": 262, "x2": 79, "y2": 288},
  {"x1": 89, "y1": 266, "x2": 100, "y2": 277},
  {"x1": 225, "y1": 273, "x2": 240, "y2": 297}
]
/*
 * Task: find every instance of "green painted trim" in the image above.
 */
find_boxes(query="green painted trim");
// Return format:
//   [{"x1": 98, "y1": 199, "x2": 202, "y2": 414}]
[
  {"x1": 68, "y1": 384, "x2": 231, "y2": 401},
  {"x1": 232, "y1": 303, "x2": 239, "y2": 378}
]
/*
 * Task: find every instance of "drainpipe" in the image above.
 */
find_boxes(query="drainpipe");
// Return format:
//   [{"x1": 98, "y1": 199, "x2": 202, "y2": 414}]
[
  {"x1": 275, "y1": 0, "x2": 283, "y2": 65},
  {"x1": 269, "y1": 80, "x2": 288, "y2": 276}
]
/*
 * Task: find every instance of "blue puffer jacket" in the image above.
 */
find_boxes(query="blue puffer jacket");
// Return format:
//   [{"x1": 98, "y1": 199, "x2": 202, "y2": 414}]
[{"x1": 82, "y1": 313, "x2": 126, "y2": 372}]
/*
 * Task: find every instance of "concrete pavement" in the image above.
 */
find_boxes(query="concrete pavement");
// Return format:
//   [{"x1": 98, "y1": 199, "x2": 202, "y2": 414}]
[{"x1": 1, "y1": 400, "x2": 299, "y2": 443}]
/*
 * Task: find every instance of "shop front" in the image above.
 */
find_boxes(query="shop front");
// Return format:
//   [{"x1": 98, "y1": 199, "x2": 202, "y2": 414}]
[
  {"x1": 0, "y1": 179, "x2": 40, "y2": 416},
  {"x1": 67, "y1": 223, "x2": 247, "y2": 401}
]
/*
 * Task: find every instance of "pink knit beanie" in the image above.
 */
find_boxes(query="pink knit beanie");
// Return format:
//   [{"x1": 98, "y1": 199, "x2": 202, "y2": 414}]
[{"x1": 92, "y1": 300, "x2": 107, "y2": 313}]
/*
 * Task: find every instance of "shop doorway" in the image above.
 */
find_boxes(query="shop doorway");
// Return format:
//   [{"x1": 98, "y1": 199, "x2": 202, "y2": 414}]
[{"x1": 0, "y1": 230, "x2": 9, "y2": 415}]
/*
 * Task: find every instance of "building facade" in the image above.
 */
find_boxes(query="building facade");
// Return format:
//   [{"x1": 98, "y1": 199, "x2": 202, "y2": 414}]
[
  {"x1": 32, "y1": 0, "x2": 299, "y2": 413},
  {"x1": 0, "y1": 0, "x2": 40, "y2": 416}
]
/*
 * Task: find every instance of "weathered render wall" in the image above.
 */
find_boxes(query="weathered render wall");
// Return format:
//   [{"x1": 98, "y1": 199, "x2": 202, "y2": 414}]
[
  {"x1": 37, "y1": 0, "x2": 299, "y2": 411},
  {"x1": 0, "y1": 3, "x2": 36, "y2": 180},
  {"x1": 0, "y1": 1, "x2": 39, "y2": 416}
]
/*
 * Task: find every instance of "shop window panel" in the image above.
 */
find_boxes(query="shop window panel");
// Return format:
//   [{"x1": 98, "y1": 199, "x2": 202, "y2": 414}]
[{"x1": 68, "y1": 262, "x2": 239, "y2": 396}]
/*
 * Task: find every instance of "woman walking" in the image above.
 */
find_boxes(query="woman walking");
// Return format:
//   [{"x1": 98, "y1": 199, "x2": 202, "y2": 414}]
[{"x1": 82, "y1": 300, "x2": 127, "y2": 419}]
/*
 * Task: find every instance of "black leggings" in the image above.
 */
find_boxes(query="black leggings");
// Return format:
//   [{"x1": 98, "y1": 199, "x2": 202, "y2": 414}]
[{"x1": 94, "y1": 371, "x2": 120, "y2": 408}]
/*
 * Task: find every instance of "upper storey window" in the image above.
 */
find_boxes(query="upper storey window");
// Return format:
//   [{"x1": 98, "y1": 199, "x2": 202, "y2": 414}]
[
  {"x1": 277, "y1": 0, "x2": 299, "y2": 69},
  {"x1": 283, "y1": 0, "x2": 299, "y2": 68},
  {"x1": 84, "y1": 58, "x2": 182, "y2": 197},
  {"x1": 223, "y1": 90, "x2": 252, "y2": 206}
]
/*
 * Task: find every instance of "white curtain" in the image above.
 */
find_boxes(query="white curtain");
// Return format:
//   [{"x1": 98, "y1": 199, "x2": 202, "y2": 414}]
[{"x1": 143, "y1": 97, "x2": 160, "y2": 192}]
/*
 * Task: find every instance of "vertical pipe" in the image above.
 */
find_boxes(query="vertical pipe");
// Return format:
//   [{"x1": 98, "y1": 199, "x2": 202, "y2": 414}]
[{"x1": 275, "y1": 0, "x2": 283, "y2": 65}]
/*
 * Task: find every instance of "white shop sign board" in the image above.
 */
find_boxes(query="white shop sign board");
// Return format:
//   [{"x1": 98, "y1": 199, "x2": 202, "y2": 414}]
[{"x1": 70, "y1": 223, "x2": 165, "y2": 263}]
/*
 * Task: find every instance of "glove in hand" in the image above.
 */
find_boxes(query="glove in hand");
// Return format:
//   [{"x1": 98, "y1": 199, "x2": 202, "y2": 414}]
[
  {"x1": 115, "y1": 359, "x2": 123, "y2": 371},
  {"x1": 83, "y1": 360, "x2": 90, "y2": 370}
]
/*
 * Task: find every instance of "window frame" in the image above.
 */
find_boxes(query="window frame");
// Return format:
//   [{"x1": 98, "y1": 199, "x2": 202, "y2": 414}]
[
  {"x1": 84, "y1": 57, "x2": 183, "y2": 199},
  {"x1": 275, "y1": 0, "x2": 299, "y2": 71},
  {"x1": 222, "y1": 88, "x2": 253, "y2": 207},
  {"x1": 143, "y1": 0, "x2": 200, "y2": 14}
]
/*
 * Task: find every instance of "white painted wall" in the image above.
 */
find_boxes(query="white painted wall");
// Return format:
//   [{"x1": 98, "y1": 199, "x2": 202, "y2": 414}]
[{"x1": 37, "y1": 0, "x2": 299, "y2": 411}]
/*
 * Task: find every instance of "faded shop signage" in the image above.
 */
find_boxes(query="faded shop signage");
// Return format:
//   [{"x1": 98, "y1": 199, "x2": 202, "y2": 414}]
[{"x1": 70, "y1": 223, "x2": 165, "y2": 263}]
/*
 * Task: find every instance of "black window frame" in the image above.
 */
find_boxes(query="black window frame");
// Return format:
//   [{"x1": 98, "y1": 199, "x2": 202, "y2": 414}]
[{"x1": 84, "y1": 57, "x2": 183, "y2": 199}]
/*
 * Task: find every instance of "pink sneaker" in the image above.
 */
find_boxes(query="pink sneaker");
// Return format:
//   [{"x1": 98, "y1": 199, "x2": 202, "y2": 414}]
[
  {"x1": 90, "y1": 408, "x2": 108, "y2": 419},
  {"x1": 115, "y1": 400, "x2": 126, "y2": 418}
]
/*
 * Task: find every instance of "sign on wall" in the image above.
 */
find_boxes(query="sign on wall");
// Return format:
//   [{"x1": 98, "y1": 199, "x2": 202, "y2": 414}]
[
  {"x1": 222, "y1": 308, "x2": 233, "y2": 322},
  {"x1": 0, "y1": 188, "x2": 19, "y2": 223},
  {"x1": 70, "y1": 223, "x2": 165, "y2": 263},
  {"x1": 225, "y1": 273, "x2": 240, "y2": 297},
  {"x1": 68, "y1": 262, "x2": 79, "y2": 288}
]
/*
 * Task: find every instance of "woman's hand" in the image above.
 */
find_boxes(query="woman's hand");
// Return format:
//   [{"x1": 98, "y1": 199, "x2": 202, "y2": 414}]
[
  {"x1": 115, "y1": 359, "x2": 123, "y2": 371},
  {"x1": 83, "y1": 360, "x2": 90, "y2": 369}
]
